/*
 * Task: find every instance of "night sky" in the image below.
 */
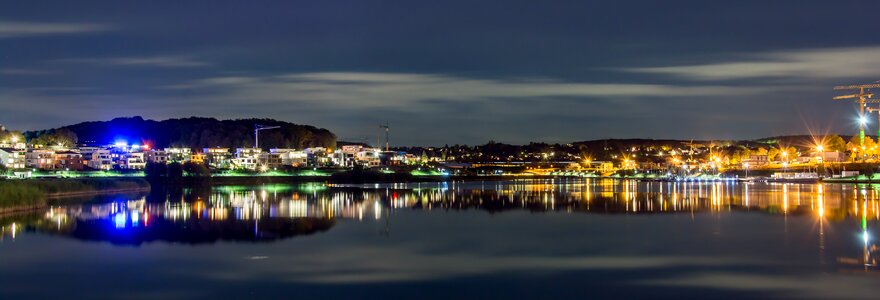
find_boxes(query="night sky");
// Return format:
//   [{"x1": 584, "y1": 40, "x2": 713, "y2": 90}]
[{"x1": 1, "y1": 1, "x2": 879, "y2": 145}]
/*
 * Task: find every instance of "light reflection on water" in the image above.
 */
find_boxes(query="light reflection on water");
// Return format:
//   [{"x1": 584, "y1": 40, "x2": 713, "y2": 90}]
[{"x1": 2, "y1": 179, "x2": 880, "y2": 299}]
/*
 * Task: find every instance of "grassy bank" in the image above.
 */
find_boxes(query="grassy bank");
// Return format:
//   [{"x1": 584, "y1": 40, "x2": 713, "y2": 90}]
[{"x1": 0, "y1": 178, "x2": 150, "y2": 209}]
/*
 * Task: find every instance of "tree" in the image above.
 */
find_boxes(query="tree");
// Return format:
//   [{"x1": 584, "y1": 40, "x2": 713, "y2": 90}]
[
  {"x1": 167, "y1": 162, "x2": 184, "y2": 179},
  {"x1": 826, "y1": 135, "x2": 846, "y2": 152},
  {"x1": 755, "y1": 147, "x2": 768, "y2": 156},
  {"x1": 29, "y1": 129, "x2": 78, "y2": 147},
  {"x1": 768, "y1": 147, "x2": 780, "y2": 161},
  {"x1": 864, "y1": 136, "x2": 877, "y2": 156},
  {"x1": 0, "y1": 130, "x2": 23, "y2": 144},
  {"x1": 183, "y1": 161, "x2": 211, "y2": 177},
  {"x1": 145, "y1": 162, "x2": 168, "y2": 178}
]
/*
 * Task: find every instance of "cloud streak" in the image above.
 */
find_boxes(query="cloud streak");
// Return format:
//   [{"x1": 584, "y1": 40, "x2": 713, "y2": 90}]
[
  {"x1": 626, "y1": 47, "x2": 880, "y2": 81},
  {"x1": 0, "y1": 21, "x2": 113, "y2": 39},
  {"x1": 165, "y1": 71, "x2": 773, "y2": 110},
  {"x1": 57, "y1": 56, "x2": 211, "y2": 68}
]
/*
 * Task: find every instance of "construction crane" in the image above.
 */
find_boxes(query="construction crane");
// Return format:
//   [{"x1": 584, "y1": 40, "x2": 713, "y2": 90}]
[
  {"x1": 254, "y1": 124, "x2": 280, "y2": 150},
  {"x1": 834, "y1": 83, "x2": 880, "y2": 146},
  {"x1": 378, "y1": 123, "x2": 390, "y2": 151}
]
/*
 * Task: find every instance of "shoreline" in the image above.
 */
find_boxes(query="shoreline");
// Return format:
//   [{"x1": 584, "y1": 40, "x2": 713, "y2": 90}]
[
  {"x1": 2, "y1": 175, "x2": 873, "y2": 217},
  {"x1": 0, "y1": 186, "x2": 151, "y2": 217},
  {"x1": 0, "y1": 178, "x2": 151, "y2": 217},
  {"x1": 9, "y1": 175, "x2": 879, "y2": 186}
]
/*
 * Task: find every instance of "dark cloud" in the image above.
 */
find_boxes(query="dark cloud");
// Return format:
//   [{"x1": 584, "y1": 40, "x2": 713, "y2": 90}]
[{"x1": 0, "y1": 0, "x2": 877, "y2": 145}]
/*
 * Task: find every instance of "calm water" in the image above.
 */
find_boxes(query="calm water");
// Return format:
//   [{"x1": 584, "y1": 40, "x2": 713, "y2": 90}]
[{"x1": 1, "y1": 179, "x2": 879, "y2": 299}]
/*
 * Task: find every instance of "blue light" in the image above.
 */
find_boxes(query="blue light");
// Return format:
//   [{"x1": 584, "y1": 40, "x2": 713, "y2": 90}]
[
  {"x1": 114, "y1": 212, "x2": 127, "y2": 229},
  {"x1": 114, "y1": 140, "x2": 128, "y2": 148}
]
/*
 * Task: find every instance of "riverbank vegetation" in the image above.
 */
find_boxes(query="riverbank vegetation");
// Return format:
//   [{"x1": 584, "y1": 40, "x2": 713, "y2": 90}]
[{"x1": 0, "y1": 178, "x2": 150, "y2": 209}]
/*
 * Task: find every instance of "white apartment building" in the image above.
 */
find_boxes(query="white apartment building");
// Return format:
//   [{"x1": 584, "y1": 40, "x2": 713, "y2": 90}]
[
  {"x1": 270, "y1": 148, "x2": 308, "y2": 167},
  {"x1": 146, "y1": 149, "x2": 169, "y2": 164},
  {"x1": 234, "y1": 148, "x2": 261, "y2": 170},
  {"x1": 87, "y1": 149, "x2": 113, "y2": 170},
  {"x1": 25, "y1": 149, "x2": 56, "y2": 169},
  {"x1": 0, "y1": 148, "x2": 26, "y2": 169},
  {"x1": 121, "y1": 152, "x2": 146, "y2": 169},
  {"x1": 164, "y1": 148, "x2": 192, "y2": 162}
]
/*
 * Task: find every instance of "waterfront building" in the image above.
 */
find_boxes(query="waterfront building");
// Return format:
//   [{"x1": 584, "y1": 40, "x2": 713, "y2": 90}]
[
  {"x1": 203, "y1": 148, "x2": 232, "y2": 168},
  {"x1": 331, "y1": 150, "x2": 355, "y2": 168},
  {"x1": 120, "y1": 152, "x2": 146, "y2": 169},
  {"x1": 190, "y1": 153, "x2": 206, "y2": 164},
  {"x1": 270, "y1": 149, "x2": 308, "y2": 167},
  {"x1": 234, "y1": 148, "x2": 261, "y2": 170},
  {"x1": 744, "y1": 154, "x2": 769, "y2": 166},
  {"x1": 341, "y1": 145, "x2": 365, "y2": 154},
  {"x1": 25, "y1": 149, "x2": 56, "y2": 169},
  {"x1": 258, "y1": 152, "x2": 283, "y2": 169},
  {"x1": 54, "y1": 151, "x2": 85, "y2": 170},
  {"x1": 819, "y1": 151, "x2": 846, "y2": 163},
  {"x1": 146, "y1": 149, "x2": 169, "y2": 164},
  {"x1": 85, "y1": 149, "x2": 113, "y2": 170},
  {"x1": 164, "y1": 148, "x2": 192, "y2": 162},
  {"x1": 355, "y1": 150, "x2": 381, "y2": 167},
  {"x1": 304, "y1": 147, "x2": 333, "y2": 167},
  {"x1": 0, "y1": 148, "x2": 26, "y2": 169}
]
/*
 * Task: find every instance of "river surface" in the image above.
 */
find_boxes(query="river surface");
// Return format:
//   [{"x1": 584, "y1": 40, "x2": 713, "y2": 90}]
[{"x1": 1, "y1": 179, "x2": 879, "y2": 299}]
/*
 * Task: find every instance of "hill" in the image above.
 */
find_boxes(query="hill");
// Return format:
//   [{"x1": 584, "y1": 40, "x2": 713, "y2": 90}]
[{"x1": 25, "y1": 116, "x2": 336, "y2": 150}]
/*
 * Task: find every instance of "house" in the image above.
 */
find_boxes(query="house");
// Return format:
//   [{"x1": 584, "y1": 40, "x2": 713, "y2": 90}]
[
  {"x1": 234, "y1": 148, "x2": 261, "y2": 170},
  {"x1": 146, "y1": 149, "x2": 169, "y2": 164},
  {"x1": 190, "y1": 152, "x2": 206, "y2": 163},
  {"x1": 203, "y1": 148, "x2": 232, "y2": 168},
  {"x1": 26, "y1": 149, "x2": 56, "y2": 170},
  {"x1": 270, "y1": 149, "x2": 308, "y2": 167},
  {"x1": 304, "y1": 147, "x2": 333, "y2": 167},
  {"x1": 341, "y1": 145, "x2": 365, "y2": 154},
  {"x1": 164, "y1": 148, "x2": 192, "y2": 162},
  {"x1": 355, "y1": 150, "x2": 381, "y2": 167},
  {"x1": 744, "y1": 154, "x2": 769, "y2": 166},
  {"x1": 258, "y1": 152, "x2": 283, "y2": 169},
  {"x1": 54, "y1": 151, "x2": 84, "y2": 170},
  {"x1": 330, "y1": 150, "x2": 355, "y2": 167},
  {"x1": 120, "y1": 152, "x2": 146, "y2": 169},
  {"x1": 84, "y1": 149, "x2": 113, "y2": 170},
  {"x1": 819, "y1": 151, "x2": 846, "y2": 163},
  {"x1": 0, "y1": 148, "x2": 26, "y2": 169}
]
